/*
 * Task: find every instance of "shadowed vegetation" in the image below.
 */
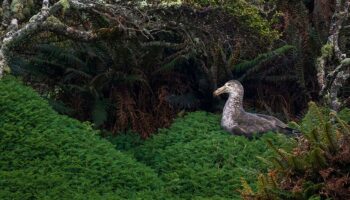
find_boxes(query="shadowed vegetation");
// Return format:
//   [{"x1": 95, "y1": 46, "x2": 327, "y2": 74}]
[{"x1": 7, "y1": 0, "x2": 341, "y2": 137}]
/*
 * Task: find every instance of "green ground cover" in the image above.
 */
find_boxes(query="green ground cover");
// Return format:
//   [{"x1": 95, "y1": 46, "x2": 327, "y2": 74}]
[
  {"x1": 0, "y1": 77, "x2": 166, "y2": 200},
  {"x1": 0, "y1": 76, "x2": 293, "y2": 199},
  {"x1": 111, "y1": 112, "x2": 294, "y2": 199}
]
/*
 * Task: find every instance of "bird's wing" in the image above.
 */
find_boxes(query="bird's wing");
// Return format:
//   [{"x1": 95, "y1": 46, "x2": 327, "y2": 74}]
[
  {"x1": 236, "y1": 112, "x2": 278, "y2": 134},
  {"x1": 255, "y1": 113, "x2": 287, "y2": 128}
]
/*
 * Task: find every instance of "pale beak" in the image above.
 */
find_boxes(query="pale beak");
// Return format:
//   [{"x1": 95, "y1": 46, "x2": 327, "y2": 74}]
[{"x1": 213, "y1": 86, "x2": 227, "y2": 96}]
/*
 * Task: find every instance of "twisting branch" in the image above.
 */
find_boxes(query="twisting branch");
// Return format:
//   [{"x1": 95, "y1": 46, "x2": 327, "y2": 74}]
[
  {"x1": 41, "y1": 19, "x2": 137, "y2": 42},
  {"x1": 0, "y1": 0, "x2": 64, "y2": 78},
  {"x1": 0, "y1": 0, "x2": 137, "y2": 77},
  {"x1": 41, "y1": 20, "x2": 99, "y2": 41}
]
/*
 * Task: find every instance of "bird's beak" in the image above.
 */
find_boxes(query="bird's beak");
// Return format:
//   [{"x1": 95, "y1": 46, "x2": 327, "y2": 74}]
[{"x1": 213, "y1": 86, "x2": 227, "y2": 96}]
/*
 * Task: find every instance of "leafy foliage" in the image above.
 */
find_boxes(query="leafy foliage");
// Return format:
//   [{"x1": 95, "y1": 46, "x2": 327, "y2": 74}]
[
  {"x1": 127, "y1": 112, "x2": 294, "y2": 199},
  {"x1": 240, "y1": 102, "x2": 350, "y2": 200},
  {"x1": 163, "y1": 0, "x2": 281, "y2": 42},
  {"x1": 338, "y1": 108, "x2": 350, "y2": 122},
  {"x1": 106, "y1": 130, "x2": 144, "y2": 152},
  {"x1": 0, "y1": 76, "x2": 166, "y2": 199}
]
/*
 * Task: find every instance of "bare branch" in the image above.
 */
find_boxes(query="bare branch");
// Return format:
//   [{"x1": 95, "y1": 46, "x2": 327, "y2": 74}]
[{"x1": 41, "y1": 20, "x2": 99, "y2": 41}]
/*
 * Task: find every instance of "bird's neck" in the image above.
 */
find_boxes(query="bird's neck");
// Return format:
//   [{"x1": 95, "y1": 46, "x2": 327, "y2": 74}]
[{"x1": 223, "y1": 94, "x2": 244, "y2": 118}]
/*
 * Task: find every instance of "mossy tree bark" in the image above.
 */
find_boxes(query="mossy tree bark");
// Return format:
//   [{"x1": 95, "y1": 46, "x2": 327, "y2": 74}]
[{"x1": 317, "y1": 0, "x2": 350, "y2": 111}]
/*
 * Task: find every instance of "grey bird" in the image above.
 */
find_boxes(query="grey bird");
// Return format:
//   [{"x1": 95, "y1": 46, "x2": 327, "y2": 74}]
[{"x1": 213, "y1": 80, "x2": 295, "y2": 138}]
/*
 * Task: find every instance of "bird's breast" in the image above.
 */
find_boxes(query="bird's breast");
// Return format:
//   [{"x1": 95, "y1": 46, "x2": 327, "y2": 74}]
[{"x1": 221, "y1": 112, "x2": 237, "y2": 129}]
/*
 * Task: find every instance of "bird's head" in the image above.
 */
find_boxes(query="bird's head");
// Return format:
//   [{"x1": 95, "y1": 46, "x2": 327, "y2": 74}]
[{"x1": 213, "y1": 80, "x2": 243, "y2": 97}]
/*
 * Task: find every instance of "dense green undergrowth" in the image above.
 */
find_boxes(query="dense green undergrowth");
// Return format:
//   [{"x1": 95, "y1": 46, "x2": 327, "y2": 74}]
[
  {"x1": 0, "y1": 76, "x2": 166, "y2": 199},
  {"x1": 110, "y1": 112, "x2": 294, "y2": 199},
  {"x1": 1, "y1": 76, "x2": 295, "y2": 199}
]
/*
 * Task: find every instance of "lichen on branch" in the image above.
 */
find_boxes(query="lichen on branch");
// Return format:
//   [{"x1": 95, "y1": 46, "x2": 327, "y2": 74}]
[{"x1": 316, "y1": 0, "x2": 350, "y2": 111}]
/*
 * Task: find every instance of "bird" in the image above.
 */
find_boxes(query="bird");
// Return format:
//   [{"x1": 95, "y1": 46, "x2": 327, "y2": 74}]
[{"x1": 213, "y1": 80, "x2": 296, "y2": 138}]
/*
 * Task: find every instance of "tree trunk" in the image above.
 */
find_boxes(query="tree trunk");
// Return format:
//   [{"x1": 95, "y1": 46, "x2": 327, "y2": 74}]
[{"x1": 316, "y1": 0, "x2": 350, "y2": 111}]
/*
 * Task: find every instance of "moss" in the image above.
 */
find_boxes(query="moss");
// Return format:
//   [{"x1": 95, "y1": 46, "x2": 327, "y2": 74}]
[
  {"x1": 162, "y1": 0, "x2": 280, "y2": 43},
  {"x1": 320, "y1": 44, "x2": 334, "y2": 59},
  {"x1": 59, "y1": 0, "x2": 70, "y2": 13},
  {"x1": 10, "y1": 0, "x2": 34, "y2": 20},
  {"x1": 340, "y1": 57, "x2": 350, "y2": 66}
]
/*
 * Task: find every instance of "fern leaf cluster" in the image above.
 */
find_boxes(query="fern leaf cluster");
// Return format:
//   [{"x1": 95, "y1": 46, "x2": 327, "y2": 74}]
[{"x1": 241, "y1": 102, "x2": 350, "y2": 200}]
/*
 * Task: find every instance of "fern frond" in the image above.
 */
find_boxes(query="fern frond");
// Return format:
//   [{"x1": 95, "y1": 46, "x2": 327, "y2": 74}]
[
  {"x1": 266, "y1": 139, "x2": 289, "y2": 162},
  {"x1": 309, "y1": 147, "x2": 327, "y2": 170},
  {"x1": 154, "y1": 55, "x2": 189, "y2": 75},
  {"x1": 65, "y1": 68, "x2": 92, "y2": 80},
  {"x1": 323, "y1": 122, "x2": 338, "y2": 153},
  {"x1": 331, "y1": 111, "x2": 350, "y2": 136},
  {"x1": 240, "y1": 178, "x2": 254, "y2": 196},
  {"x1": 235, "y1": 45, "x2": 296, "y2": 81}
]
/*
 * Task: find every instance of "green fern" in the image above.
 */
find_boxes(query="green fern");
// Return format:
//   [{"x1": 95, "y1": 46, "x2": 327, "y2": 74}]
[
  {"x1": 241, "y1": 102, "x2": 350, "y2": 200},
  {"x1": 235, "y1": 45, "x2": 296, "y2": 81}
]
